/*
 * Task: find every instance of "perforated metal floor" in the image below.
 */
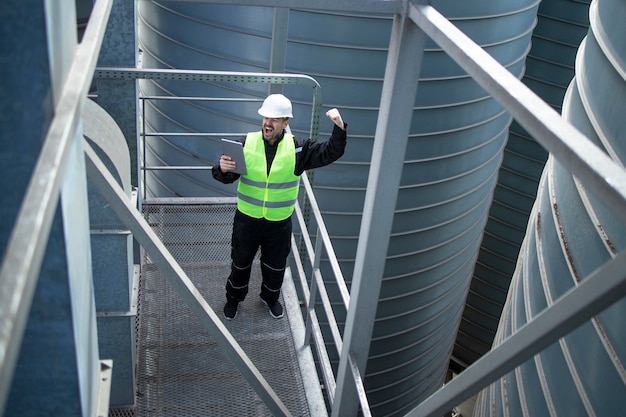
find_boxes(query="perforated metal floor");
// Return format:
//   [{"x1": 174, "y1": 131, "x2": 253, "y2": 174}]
[{"x1": 111, "y1": 200, "x2": 321, "y2": 416}]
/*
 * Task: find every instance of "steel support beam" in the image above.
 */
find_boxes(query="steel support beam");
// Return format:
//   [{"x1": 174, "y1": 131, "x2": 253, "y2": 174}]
[
  {"x1": 408, "y1": 3, "x2": 626, "y2": 225},
  {"x1": 331, "y1": 8, "x2": 429, "y2": 417},
  {"x1": 0, "y1": 0, "x2": 113, "y2": 411},
  {"x1": 406, "y1": 249, "x2": 626, "y2": 417}
]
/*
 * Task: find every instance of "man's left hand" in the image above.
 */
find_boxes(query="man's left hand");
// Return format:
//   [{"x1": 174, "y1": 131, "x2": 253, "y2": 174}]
[{"x1": 326, "y1": 108, "x2": 345, "y2": 130}]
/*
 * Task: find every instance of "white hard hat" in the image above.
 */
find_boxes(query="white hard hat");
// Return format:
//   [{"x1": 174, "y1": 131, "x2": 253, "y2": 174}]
[{"x1": 257, "y1": 94, "x2": 293, "y2": 118}]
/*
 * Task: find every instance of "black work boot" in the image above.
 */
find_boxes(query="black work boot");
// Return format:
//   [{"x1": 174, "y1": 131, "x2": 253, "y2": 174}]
[
  {"x1": 260, "y1": 296, "x2": 283, "y2": 319},
  {"x1": 223, "y1": 299, "x2": 239, "y2": 320}
]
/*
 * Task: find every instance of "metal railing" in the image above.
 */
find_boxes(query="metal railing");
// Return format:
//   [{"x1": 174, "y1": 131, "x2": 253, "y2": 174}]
[
  {"x1": 95, "y1": 68, "x2": 323, "y2": 206},
  {"x1": 290, "y1": 173, "x2": 374, "y2": 415},
  {"x1": 95, "y1": 68, "x2": 371, "y2": 415}
]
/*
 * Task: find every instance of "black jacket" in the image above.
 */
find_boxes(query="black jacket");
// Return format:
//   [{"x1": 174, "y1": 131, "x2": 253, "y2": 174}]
[{"x1": 212, "y1": 123, "x2": 347, "y2": 184}]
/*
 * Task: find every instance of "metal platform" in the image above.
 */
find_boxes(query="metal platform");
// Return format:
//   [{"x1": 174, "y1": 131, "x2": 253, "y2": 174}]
[{"x1": 111, "y1": 200, "x2": 325, "y2": 416}]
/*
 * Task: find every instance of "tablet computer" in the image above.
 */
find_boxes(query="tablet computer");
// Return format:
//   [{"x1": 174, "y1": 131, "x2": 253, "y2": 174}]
[{"x1": 220, "y1": 138, "x2": 247, "y2": 175}]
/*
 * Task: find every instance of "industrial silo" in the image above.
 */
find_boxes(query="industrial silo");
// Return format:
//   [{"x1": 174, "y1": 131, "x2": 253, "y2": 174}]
[
  {"x1": 453, "y1": 0, "x2": 592, "y2": 369},
  {"x1": 137, "y1": 1, "x2": 540, "y2": 415},
  {"x1": 473, "y1": 0, "x2": 626, "y2": 415}
]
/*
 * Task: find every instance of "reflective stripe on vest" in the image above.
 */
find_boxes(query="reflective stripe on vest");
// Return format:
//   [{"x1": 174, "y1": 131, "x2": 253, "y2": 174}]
[{"x1": 237, "y1": 131, "x2": 300, "y2": 221}]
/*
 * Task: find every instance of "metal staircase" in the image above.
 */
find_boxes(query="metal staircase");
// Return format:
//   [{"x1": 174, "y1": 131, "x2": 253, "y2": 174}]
[
  {"x1": 1, "y1": 1, "x2": 625, "y2": 416},
  {"x1": 116, "y1": 199, "x2": 323, "y2": 416}
]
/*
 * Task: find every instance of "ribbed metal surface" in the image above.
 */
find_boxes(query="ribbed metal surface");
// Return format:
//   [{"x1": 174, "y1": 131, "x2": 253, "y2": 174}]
[
  {"x1": 454, "y1": 0, "x2": 592, "y2": 369},
  {"x1": 137, "y1": 2, "x2": 538, "y2": 415},
  {"x1": 297, "y1": 2, "x2": 539, "y2": 415},
  {"x1": 137, "y1": 2, "x2": 278, "y2": 198},
  {"x1": 473, "y1": 0, "x2": 626, "y2": 415}
]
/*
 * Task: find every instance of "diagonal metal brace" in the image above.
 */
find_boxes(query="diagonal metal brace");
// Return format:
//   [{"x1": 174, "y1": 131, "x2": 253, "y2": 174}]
[
  {"x1": 405, "y1": 249, "x2": 626, "y2": 417},
  {"x1": 83, "y1": 140, "x2": 292, "y2": 417}
]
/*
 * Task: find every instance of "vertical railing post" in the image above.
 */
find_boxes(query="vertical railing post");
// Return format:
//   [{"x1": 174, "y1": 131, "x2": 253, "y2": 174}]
[
  {"x1": 140, "y1": 96, "x2": 146, "y2": 209},
  {"x1": 304, "y1": 226, "x2": 324, "y2": 346}
]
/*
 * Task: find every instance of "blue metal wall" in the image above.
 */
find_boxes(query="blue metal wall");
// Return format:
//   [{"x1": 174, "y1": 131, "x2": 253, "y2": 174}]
[
  {"x1": 473, "y1": 0, "x2": 626, "y2": 414},
  {"x1": 1, "y1": 1, "x2": 102, "y2": 415},
  {"x1": 137, "y1": 1, "x2": 538, "y2": 415}
]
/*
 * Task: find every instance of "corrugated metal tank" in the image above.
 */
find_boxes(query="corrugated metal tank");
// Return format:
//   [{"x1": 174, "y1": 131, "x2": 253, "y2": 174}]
[
  {"x1": 137, "y1": 1, "x2": 539, "y2": 415},
  {"x1": 473, "y1": 0, "x2": 626, "y2": 415},
  {"x1": 453, "y1": 0, "x2": 592, "y2": 369}
]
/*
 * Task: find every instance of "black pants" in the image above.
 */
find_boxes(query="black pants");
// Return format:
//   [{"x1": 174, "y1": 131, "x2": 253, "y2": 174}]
[{"x1": 225, "y1": 210, "x2": 292, "y2": 304}]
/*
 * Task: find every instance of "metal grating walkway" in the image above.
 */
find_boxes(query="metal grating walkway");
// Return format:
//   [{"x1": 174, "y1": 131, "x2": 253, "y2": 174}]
[{"x1": 112, "y1": 200, "x2": 323, "y2": 416}]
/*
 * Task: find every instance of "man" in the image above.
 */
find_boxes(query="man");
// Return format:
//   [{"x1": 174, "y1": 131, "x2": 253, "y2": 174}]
[{"x1": 212, "y1": 93, "x2": 347, "y2": 319}]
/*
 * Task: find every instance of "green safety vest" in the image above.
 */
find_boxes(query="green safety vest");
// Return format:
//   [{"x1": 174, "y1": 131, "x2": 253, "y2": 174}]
[{"x1": 237, "y1": 131, "x2": 301, "y2": 221}]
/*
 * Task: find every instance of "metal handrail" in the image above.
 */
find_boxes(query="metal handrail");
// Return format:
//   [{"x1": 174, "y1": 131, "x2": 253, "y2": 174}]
[
  {"x1": 290, "y1": 172, "x2": 371, "y2": 411},
  {"x1": 95, "y1": 68, "x2": 323, "y2": 205},
  {"x1": 298, "y1": 173, "x2": 351, "y2": 310},
  {"x1": 96, "y1": 67, "x2": 370, "y2": 414}
]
